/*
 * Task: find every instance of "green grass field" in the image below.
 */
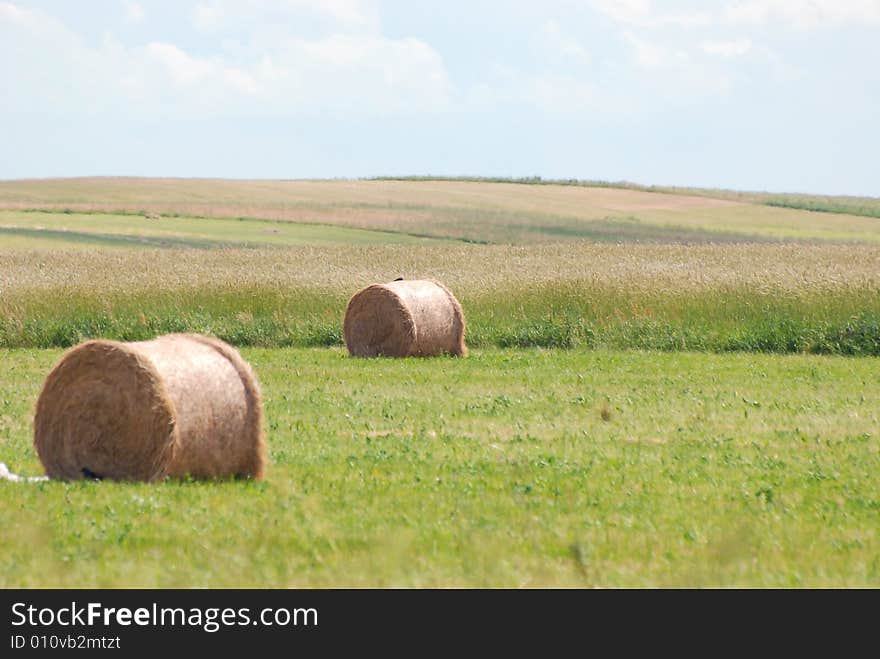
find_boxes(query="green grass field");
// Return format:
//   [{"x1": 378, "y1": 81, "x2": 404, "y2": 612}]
[
  {"x1": 0, "y1": 177, "x2": 878, "y2": 588},
  {"x1": 0, "y1": 210, "x2": 449, "y2": 249},
  {"x1": 1, "y1": 347, "x2": 878, "y2": 587}
]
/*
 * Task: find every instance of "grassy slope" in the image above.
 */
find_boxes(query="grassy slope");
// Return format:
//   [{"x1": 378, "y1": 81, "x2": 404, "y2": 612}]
[
  {"x1": 1, "y1": 177, "x2": 878, "y2": 244},
  {"x1": 1, "y1": 348, "x2": 877, "y2": 587},
  {"x1": 375, "y1": 176, "x2": 880, "y2": 220}
]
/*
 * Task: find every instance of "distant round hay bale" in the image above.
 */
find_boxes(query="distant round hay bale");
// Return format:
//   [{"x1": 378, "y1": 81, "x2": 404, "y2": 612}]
[
  {"x1": 33, "y1": 333, "x2": 265, "y2": 482},
  {"x1": 343, "y1": 279, "x2": 467, "y2": 357}
]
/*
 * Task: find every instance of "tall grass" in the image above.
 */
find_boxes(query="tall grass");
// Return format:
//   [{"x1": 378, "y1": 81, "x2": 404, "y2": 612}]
[{"x1": 2, "y1": 244, "x2": 878, "y2": 354}]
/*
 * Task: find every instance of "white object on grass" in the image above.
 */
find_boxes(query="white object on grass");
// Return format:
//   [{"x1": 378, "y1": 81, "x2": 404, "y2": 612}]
[{"x1": 0, "y1": 462, "x2": 49, "y2": 483}]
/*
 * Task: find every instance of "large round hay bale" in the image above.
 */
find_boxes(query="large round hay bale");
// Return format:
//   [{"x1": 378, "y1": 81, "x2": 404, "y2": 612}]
[
  {"x1": 343, "y1": 279, "x2": 467, "y2": 357},
  {"x1": 33, "y1": 333, "x2": 265, "y2": 482}
]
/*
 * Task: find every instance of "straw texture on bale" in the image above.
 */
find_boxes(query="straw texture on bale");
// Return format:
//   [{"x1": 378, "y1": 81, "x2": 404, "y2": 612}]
[
  {"x1": 343, "y1": 279, "x2": 467, "y2": 357},
  {"x1": 33, "y1": 333, "x2": 265, "y2": 482}
]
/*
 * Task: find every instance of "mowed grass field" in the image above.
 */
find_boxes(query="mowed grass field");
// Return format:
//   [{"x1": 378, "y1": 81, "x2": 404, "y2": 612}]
[
  {"x1": 1, "y1": 348, "x2": 878, "y2": 587},
  {"x1": 0, "y1": 177, "x2": 878, "y2": 587}
]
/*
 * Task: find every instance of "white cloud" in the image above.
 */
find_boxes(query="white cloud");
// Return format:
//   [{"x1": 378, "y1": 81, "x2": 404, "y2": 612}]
[
  {"x1": 192, "y1": 3, "x2": 222, "y2": 30},
  {"x1": 192, "y1": 0, "x2": 379, "y2": 33},
  {"x1": 223, "y1": 67, "x2": 262, "y2": 95},
  {"x1": 701, "y1": 38, "x2": 752, "y2": 57},
  {"x1": 590, "y1": 0, "x2": 869, "y2": 98},
  {"x1": 593, "y1": 0, "x2": 880, "y2": 29},
  {"x1": 623, "y1": 31, "x2": 689, "y2": 70},
  {"x1": 663, "y1": 12, "x2": 713, "y2": 27},
  {"x1": 123, "y1": 1, "x2": 145, "y2": 24},
  {"x1": 617, "y1": 31, "x2": 734, "y2": 99},
  {"x1": 268, "y1": 35, "x2": 453, "y2": 113},
  {"x1": 465, "y1": 21, "x2": 598, "y2": 114},
  {"x1": 591, "y1": 0, "x2": 652, "y2": 25},
  {"x1": 722, "y1": 0, "x2": 880, "y2": 28},
  {"x1": 1, "y1": 1, "x2": 40, "y2": 27},
  {"x1": 310, "y1": 0, "x2": 375, "y2": 26},
  {"x1": 145, "y1": 43, "x2": 215, "y2": 87},
  {"x1": 535, "y1": 20, "x2": 591, "y2": 67},
  {"x1": 467, "y1": 65, "x2": 602, "y2": 115},
  {"x1": 0, "y1": 3, "x2": 111, "y2": 112},
  {"x1": 0, "y1": 2, "x2": 451, "y2": 119},
  {"x1": 591, "y1": 0, "x2": 711, "y2": 28}
]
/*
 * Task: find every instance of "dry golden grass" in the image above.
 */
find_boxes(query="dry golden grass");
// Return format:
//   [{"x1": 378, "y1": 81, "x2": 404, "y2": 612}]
[
  {"x1": 2, "y1": 242, "x2": 875, "y2": 353},
  {"x1": 0, "y1": 177, "x2": 741, "y2": 211},
  {"x1": 3, "y1": 243, "x2": 879, "y2": 298}
]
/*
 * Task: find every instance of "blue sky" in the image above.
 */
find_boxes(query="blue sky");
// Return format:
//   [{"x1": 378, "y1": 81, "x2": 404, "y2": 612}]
[{"x1": 1, "y1": 0, "x2": 878, "y2": 195}]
